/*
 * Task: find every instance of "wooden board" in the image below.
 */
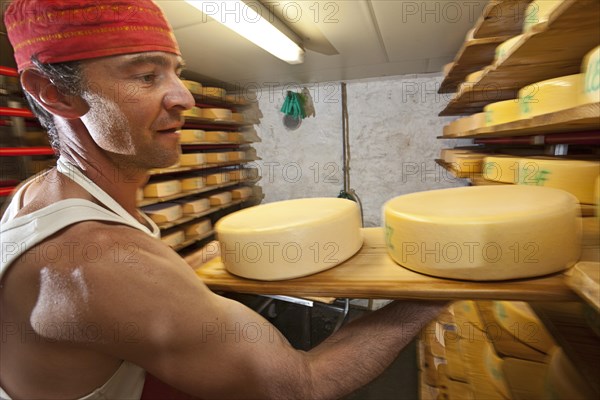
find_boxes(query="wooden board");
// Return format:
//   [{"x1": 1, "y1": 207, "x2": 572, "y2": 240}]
[
  {"x1": 440, "y1": 0, "x2": 600, "y2": 115},
  {"x1": 472, "y1": 0, "x2": 534, "y2": 39},
  {"x1": 461, "y1": 103, "x2": 600, "y2": 138},
  {"x1": 193, "y1": 227, "x2": 580, "y2": 301},
  {"x1": 567, "y1": 262, "x2": 600, "y2": 312}
]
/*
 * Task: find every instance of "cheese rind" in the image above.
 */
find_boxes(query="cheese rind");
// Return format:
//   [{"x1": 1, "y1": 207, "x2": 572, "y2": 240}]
[
  {"x1": 205, "y1": 173, "x2": 230, "y2": 185},
  {"x1": 492, "y1": 301, "x2": 555, "y2": 353},
  {"x1": 143, "y1": 180, "x2": 182, "y2": 198},
  {"x1": 209, "y1": 191, "x2": 232, "y2": 206},
  {"x1": 519, "y1": 74, "x2": 583, "y2": 118},
  {"x1": 176, "y1": 198, "x2": 211, "y2": 214},
  {"x1": 483, "y1": 156, "x2": 522, "y2": 183},
  {"x1": 180, "y1": 130, "x2": 205, "y2": 144},
  {"x1": 518, "y1": 158, "x2": 600, "y2": 204},
  {"x1": 181, "y1": 80, "x2": 203, "y2": 95},
  {"x1": 484, "y1": 99, "x2": 521, "y2": 126},
  {"x1": 180, "y1": 153, "x2": 206, "y2": 167},
  {"x1": 202, "y1": 108, "x2": 232, "y2": 120},
  {"x1": 184, "y1": 219, "x2": 212, "y2": 238},
  {"x1": 231, "y1": 187, "x2": 253, "y2": 200},
  {"x1": 383, "y1": 186, "x2": 582, "y2": 281},
  {"x1": 216, "y1": 198, "x2": 363, "y2": 281},
  {"x1": 581, "y1": 46, "x2": 600, "y2": 105},
  {"x1": 202, "y1": 87, "x2": 226, "y2": 98},
  {"x1": 205, "y1": 153, "x2": 228, "y2": 164},
  {"x1": 142, "y1": 203, "x2": 183, "y2": 223},
  {"x1": 180, "y1": 176, "x2": 205, "y2": 192},
  {"x1": 161, "y1": 230, "x2": 185, "y2": 248}
]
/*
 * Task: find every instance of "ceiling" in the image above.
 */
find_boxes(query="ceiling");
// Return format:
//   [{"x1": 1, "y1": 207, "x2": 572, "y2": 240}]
[{"x1": 157, "y1": 0, "x2": 490, "y2": 88}]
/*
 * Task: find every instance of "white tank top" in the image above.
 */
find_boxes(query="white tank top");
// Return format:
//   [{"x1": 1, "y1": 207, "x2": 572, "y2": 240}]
[{"x1": 0, "y1": 158, "x2": 161, "y2": 400}]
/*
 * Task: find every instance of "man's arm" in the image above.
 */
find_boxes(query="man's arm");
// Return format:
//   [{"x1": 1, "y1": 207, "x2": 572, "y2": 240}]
[{"x1": 31, "y1": 222, "x2": 445, "y2": 399}]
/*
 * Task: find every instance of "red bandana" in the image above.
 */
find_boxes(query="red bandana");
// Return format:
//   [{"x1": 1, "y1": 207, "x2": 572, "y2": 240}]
[{"x1": 4, "y1": 0, "x2": 180, "y2": 72}]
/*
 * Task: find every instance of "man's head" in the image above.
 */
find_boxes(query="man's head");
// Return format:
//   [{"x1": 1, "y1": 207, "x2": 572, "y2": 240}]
[{"x1": 4, "y1": 0, "x2": 192, "y2": 167}]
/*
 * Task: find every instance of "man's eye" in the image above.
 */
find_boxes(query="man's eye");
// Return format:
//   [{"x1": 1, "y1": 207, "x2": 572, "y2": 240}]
[{"x1": 140, "y1": 74, "x2": 156, "y2": 84}]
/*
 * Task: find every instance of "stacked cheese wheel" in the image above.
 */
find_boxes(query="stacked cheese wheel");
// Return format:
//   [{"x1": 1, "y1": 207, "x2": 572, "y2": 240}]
[
  {"x1": 383, "y1": 185, "x2": 581, "y2": 281},
  {"x1": 216, "y1": 198, "x2": 363, "y2": 280}
]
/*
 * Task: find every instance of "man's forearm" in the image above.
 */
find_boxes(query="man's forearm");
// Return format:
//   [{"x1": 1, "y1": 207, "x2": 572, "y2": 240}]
[{"x1": 304, "y1": 301, "x2": 447, "y2": 400}]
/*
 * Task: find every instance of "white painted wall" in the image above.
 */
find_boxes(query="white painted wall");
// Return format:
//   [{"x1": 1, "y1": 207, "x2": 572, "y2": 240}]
[{"x1": 248, "y1": 73, "x2": 470, "y2": 227}]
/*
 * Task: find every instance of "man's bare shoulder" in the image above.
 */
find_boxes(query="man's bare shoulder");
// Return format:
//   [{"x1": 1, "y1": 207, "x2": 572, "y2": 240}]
[{"x1": 5, "y1": 220, "x2": 214, "y2": 344}]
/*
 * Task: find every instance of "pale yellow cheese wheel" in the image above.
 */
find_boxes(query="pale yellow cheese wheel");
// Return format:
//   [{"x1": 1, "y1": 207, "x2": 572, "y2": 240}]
[
  {"x1": 484, "y1": 99, "x2": 522, "y2": 126},
  {"x1": 205, "y1": 152, "x2": 228, "y2": 164},
  {"x1": 182, "y1": 106, "x2": 203, "y2": 118},
  {"x1": 143, "y1": 180, "x2": 181, "y2": 198},
  {"x1": 523, "y1": 0, "x2": 564, "y2": 32},
  {"x1": 161, "y1": 230, "x2": 185, "y2": 248},
  {"x1": 231, "y1": 187, "x2": 253, "y2": 200},
  {"x1": 495, "y1": 35, "x2": 524, "y2": 64},
  {"x1": 581, "y1": 45, "x2": 600, "y2": 105},
  {"x1": 205, "y1": 173, "x2": 230, "y2": 185},
  {"x1": 180, "y1": 130, "x2": 205, "y2": 144},
  {"x1": 180, "y1": 153, "x2": 205, "y2": 167},
  {"x1": 202, "y1": 87, "x2": 226, "y2": 98},
  {"x1": 204, "y1": 131, "x2": 228, "y2": 143},
  {"x1": 216, "y1": 198, "x2": 363, "y2": 281},
  {"x1": 383, "y1": 186, "x2": 582, "y2": 281},
  {"x1": 492, "y1": 301, "x2": 555, "y2": 353},
  {"x1": 176, "y1": 198, "x2": 210, "y2": 215},
  {"x1": 181, "y1": 79, "x2": 203, "y2": 95},
  {"x1": 519, "y1": 74, "x2": 583, "y2": 118},
  {"x1": 184, "y1": 219, "x2": 212, "y2": 238},
  {"x1": 142, "y1": 203, "x2": 182, "y2": 223},
  {"x1": 447, "y1": 153, "x2": 485, "y2": 175},
  {"x1": 482, "y1": 156, "x2": 523, "y2": 183},
  {"x1": 201, "y1": 108, "x2": 233, "y2": 120},
  {"x1": 209, "y1": 191, "x2": 232, "y2": 206},
  {"x1": 180, "y1": 176, "x2": 205, "y2": 192},
  {"x1": 518, "y1": 157, "x2": 600, "y2": 204}
]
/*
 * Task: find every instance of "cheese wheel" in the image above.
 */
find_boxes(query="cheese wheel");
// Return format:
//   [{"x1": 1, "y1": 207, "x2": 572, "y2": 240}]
[
  {"x1": 483, "y1": 342, "x2": 511, "y2": 399},
  {"x1": 581, "y1": 46, "x2": 600, "y2": 105},
  {"x1": 143, "y1": 180, "x2": 181, "y2": 198},
  {"x1": 484, "y1": 99, "x2": 521, "y2": 126},
  {"x1": 216, "y1": 198, "x2": 363, "y2": 281},
  {"x1": 495, "y1": 35, "x2": 524, "y2": 64},
  {"x1": 161, "y1": 230, "x2": 185, "y2": 248},
  {"x1": 201, "y1": 108, "x2": 232, "y2": 120},
  {"x1": 229, "y1": 169, "x2": 248, "y2": 181},
  {"x1": 209, "y1": 191, "x2": 232, "y2": 206},
  {"x1": 231, "y1": 187, "x2": 253, "y2": 200},
  {"x1": 519, "y1": 74, "x2": 583, "y2": 118},
  {"x1": 205, "y1": 173, "x2": 230, "y2": 185},
  {"x1": 182, "y1": 106, "x2": 203, "y2": 118},
  {"x1": 180, "y1": 153, "x2": 205, "y2": 167},
  {"x1": 181, "y1": 79, "x2": 203, "y2": 95},
  {"x1": 523, "y1": 0, "x2": 564, "y2": 32},
  {"x1": 492, "y1": 301, "x2": 555, "y2": 353},
  {"x1": 443, "y1": 117, "x2": 472, "y2": 137},
  {"x1": 383, "y1": 186, "x2": 581, "y2": 281},
  {"x1": 518, "y1": 158, "x2": 600, "y2": 204},
  {"x1": 448, "y1": 112, "x2": 486, "y2": 137},
  {"x1": 203, "y1": 131, "x2": 228, "y2": 143},
  {"x1": 205, "y1": 152, "x2": 228, "y2": 164},
  {"x1": 142, "y1": 203, "x2": 183, "y2": 223},
  {"x1": 202, "y1": 87, "x2": 226, "y2": 98},
  {"x1": 452, "y1": 301, "x2": 486, "y2": 334},
  {"x1": 483, "y1": 156, "x2": 522, "y2": 184},
  {"x1": 447, "y1": 153, "x2": 485, "y2": 176},
  {"x1": 226, "y1": 151, "x2": 246, "y2": 162},
  {"x1": 184, "y1": 219, "x2": 212, "y2": 238},
  {"x1": 180, "y1": 130, "x2": 205, "y2": 144},
  {"x1": 176, "y1": 198, "x2": 210, "y2": 214},
  {"x1": 443, "y1": 329, "x2": 468, "y2": 382},
  {"x1": 180, "y1": 176, "x2": 205, "y2": 191},
  {"x1": 227, "y1": 131, "x2": 244, "y2": 143},
  {"x1": 231, "y1": 113, "x2": 245, "y2": 123}
]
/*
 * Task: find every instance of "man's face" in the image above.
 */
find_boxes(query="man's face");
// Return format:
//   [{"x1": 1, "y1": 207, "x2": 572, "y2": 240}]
[{"x1": 79, "y1": 51, "x2": 195, "y2": 170}]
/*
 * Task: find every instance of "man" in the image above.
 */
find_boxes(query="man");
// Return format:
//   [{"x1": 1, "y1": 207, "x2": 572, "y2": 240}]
[{"x1": 0, "y1": 1, "x2": 445, "y2": 398}]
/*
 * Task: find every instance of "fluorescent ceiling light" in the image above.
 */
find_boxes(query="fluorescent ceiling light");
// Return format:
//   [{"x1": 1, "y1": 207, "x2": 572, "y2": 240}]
[{"x1": 185, "y1": 0, "x2": 305, "y2": 64}]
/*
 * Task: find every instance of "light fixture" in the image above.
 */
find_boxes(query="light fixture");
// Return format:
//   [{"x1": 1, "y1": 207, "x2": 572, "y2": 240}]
[{"x1": 185, "y1": 0, "x2": 305, "y2": 64}]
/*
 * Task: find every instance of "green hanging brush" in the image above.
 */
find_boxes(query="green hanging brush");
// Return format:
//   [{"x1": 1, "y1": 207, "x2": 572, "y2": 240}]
[{"x1": 280, "y1": 91, "x2": 306, "y2": 120}]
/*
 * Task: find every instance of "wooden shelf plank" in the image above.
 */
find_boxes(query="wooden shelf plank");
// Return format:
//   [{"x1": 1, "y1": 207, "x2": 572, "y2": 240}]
[
  {"x1": 192, "y1": 227, "x2": 584, "y2": 301},
  {"x1": 138, "y1": 181, "x2": 246, "y2": 207},
  {"x1": 440, "y1": 0, "x2": 600, "y2": 115},
  {"x1": 567, "y1": 261, "x2": 600, "y2": 312},
  {"x1": 472, "y1": 0, "x2": 533, "y2": 39},
  {"x1": 439, "y1": 0, "x2": 534, "y2": 93},
  {"x1": 448, "y1": 102, "x2": 600, "y2": 138},
  {"x1": 148, "y1": 159, "x2": 260, "y2": 176}
]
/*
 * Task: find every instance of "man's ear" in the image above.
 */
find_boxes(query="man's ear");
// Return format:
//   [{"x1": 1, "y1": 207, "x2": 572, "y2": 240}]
[{"x1": 20, "y1": 69, "x2": 88, "y2": 119}]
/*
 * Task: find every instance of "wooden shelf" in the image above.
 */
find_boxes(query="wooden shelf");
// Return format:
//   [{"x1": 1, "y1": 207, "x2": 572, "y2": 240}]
[
  {"x1": 445, "y1": 102, "x2": 600, "y2": 139},
  {"x1": 440, "y1": 0, "x2": 600, "y2": 115},
  {"x1": 439, "y1": 0, "x2": 533, "y2": 93},
  {"x1": 192, "y1": 227, "x2": 587, "y2": 301},
  {"x1": 472, "y1": 0, "x2": 534, "y2": 39},
  {"x1": 148, "y1": 159, "x2": 260, "y2": 176},
  {"x1": 568, "y1": 261, "x2": 600, "y2": 312},
  {"x1": 184, "y1": 116, "x2": 253, "y2": 128},
  {"x1": 138, "y1": 180, "x2": 249, "y2": 207}
]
